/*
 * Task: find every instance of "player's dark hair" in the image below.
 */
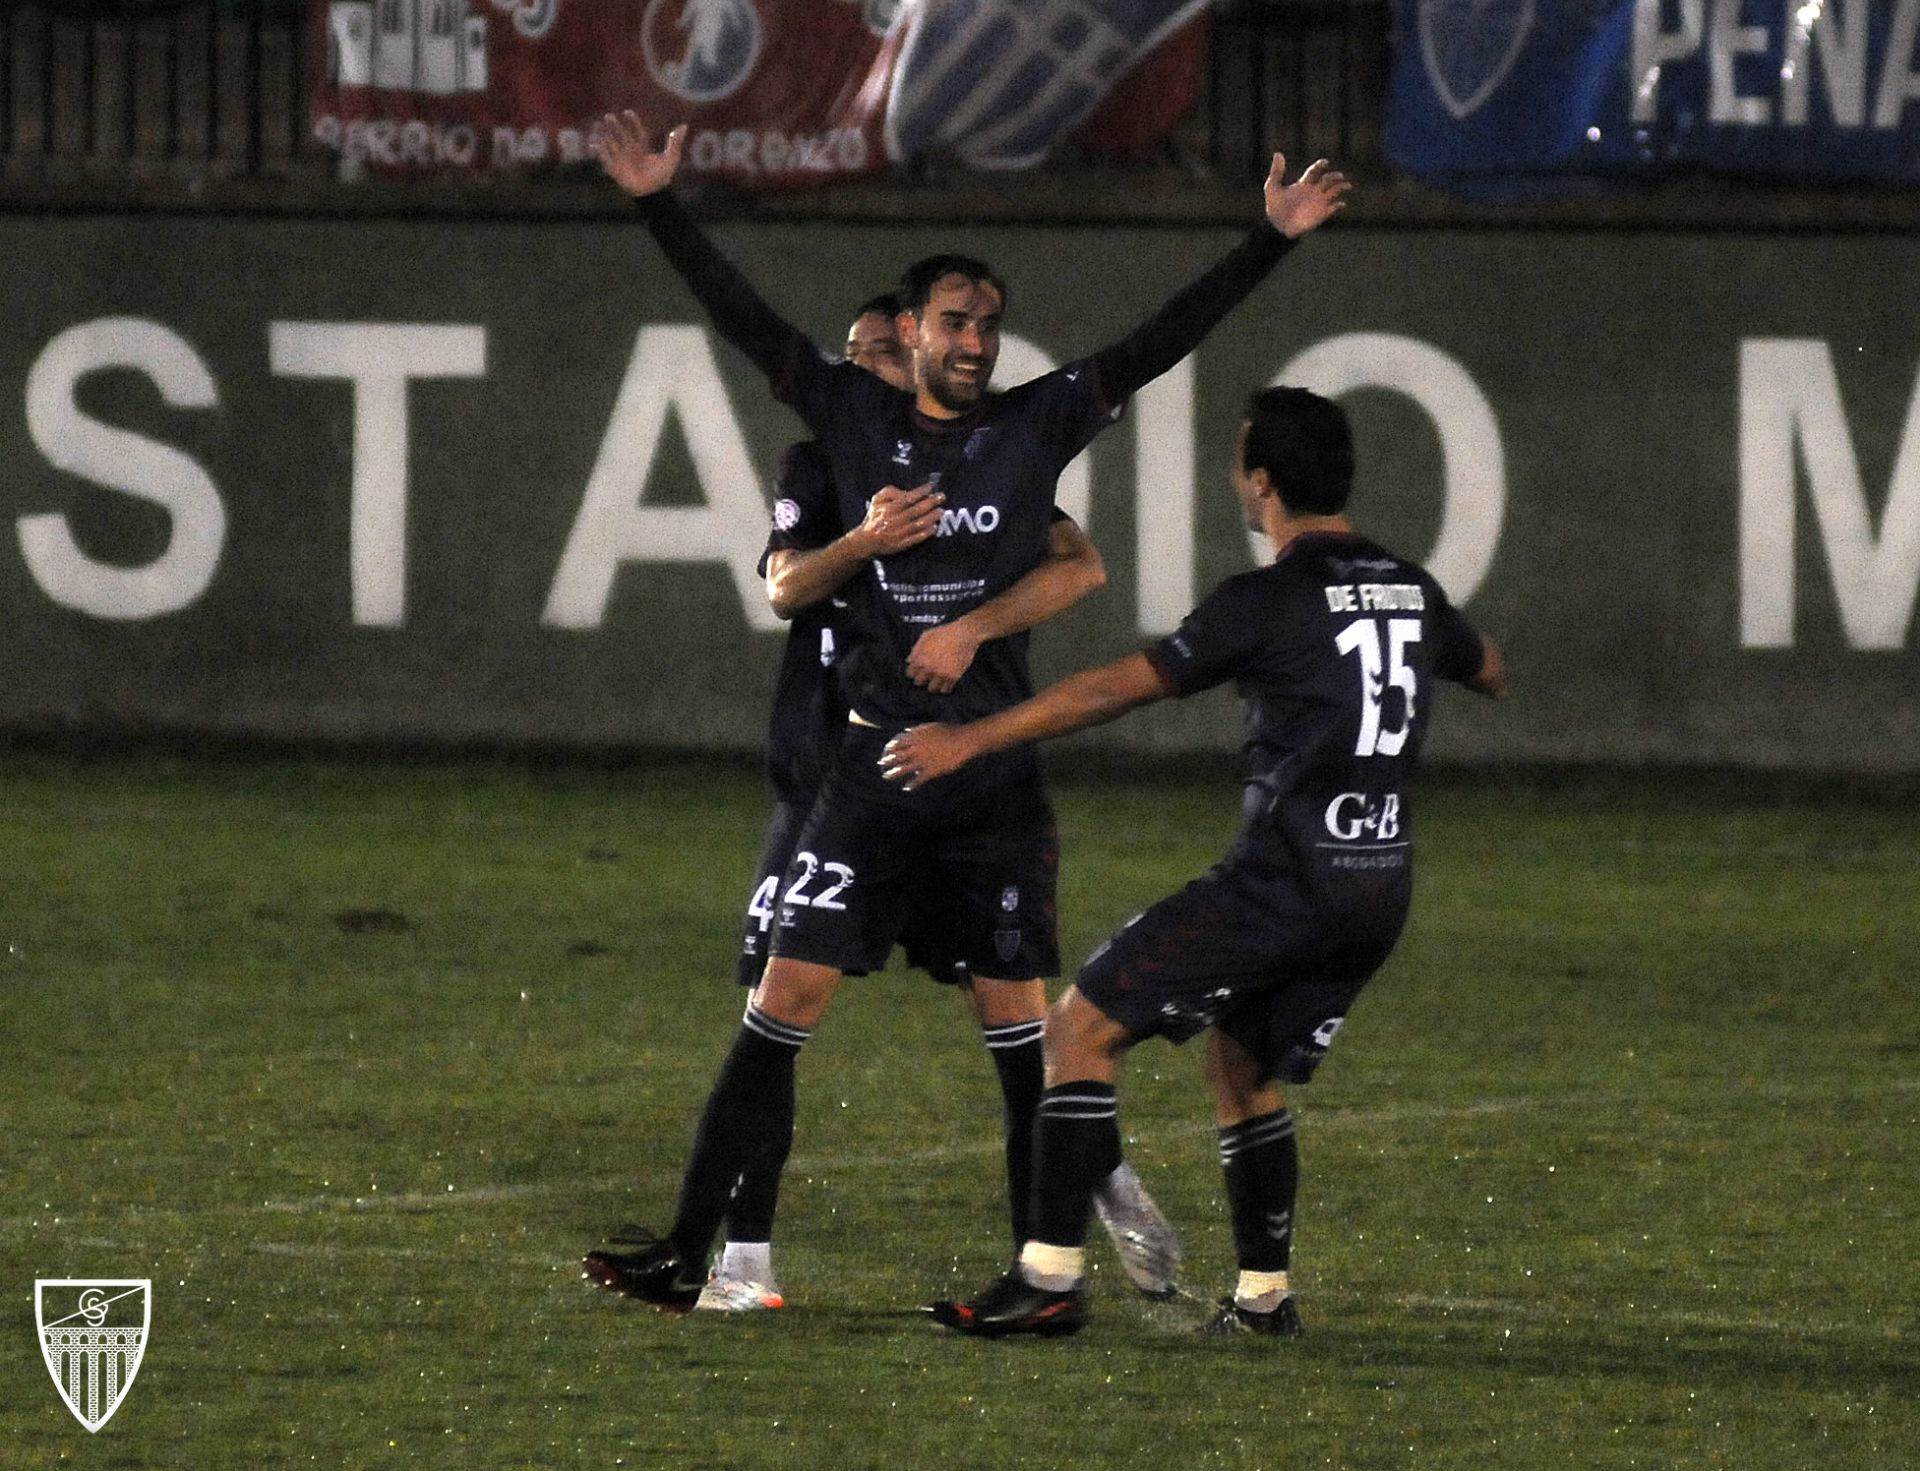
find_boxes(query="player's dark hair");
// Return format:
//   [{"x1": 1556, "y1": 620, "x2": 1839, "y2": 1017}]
[
  {"x1": 1241, "y1": 386, "x2": 1354, "y2": 515},
  {"x1": 898, "y1": 255, "x2": 1009, "y2": 318},
  {"x1": 853, "y1": 292, "x2": 903, "y2": 322}
]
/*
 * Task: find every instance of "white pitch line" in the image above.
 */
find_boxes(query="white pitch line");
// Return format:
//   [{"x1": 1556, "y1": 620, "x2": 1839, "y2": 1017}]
[
  {"x1": 243, "y1": 1098, "x2": 1565, "y2": 1214},
  {"x1": 261, "y1": 1181, "x2": 563, "y2": 1214},
  {"x1": 5, "y1": 1083, "x2": 1910, "y2": 1230},
  {"x1": 253, "y1": 1240, "x2": 559, "y2": 1268},
  {"x1": 1314, "y1": 1287, "x2": 1899, "y2": 1343},
  {"x1": 24, "y1": 1234, "x2": 1897, "y2": 1342}
]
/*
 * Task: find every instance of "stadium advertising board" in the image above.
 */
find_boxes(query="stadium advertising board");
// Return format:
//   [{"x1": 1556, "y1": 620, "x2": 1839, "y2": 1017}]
[
  {"x1": 311, "y1": 0, "x2": 1206, "y2": 186},
  {"x1": 1389, "y1": 0, "x2": 1920, "y2": 198},
  {"x1": 1, "y1": 214, "x2": 1915, "y2": 768}
]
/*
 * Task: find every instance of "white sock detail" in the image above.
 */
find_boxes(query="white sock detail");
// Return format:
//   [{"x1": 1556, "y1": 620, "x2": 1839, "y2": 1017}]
[
  {"x1": 1018, "y1": 1241, "x2": 1085, "y2": 1291},
  {"x1": 1235, "y1": 1269, "x2": 1290, "y2": 1311},
  {"x1": 720, "y1": 1241, "x2": 774, "y2": 1281}
]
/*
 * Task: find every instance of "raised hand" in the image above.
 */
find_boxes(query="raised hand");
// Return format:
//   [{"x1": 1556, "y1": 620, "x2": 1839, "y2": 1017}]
[
  {"x1": 1263, "y1": 155, "x2": 1352, "y2": 240},
  {"x1": 591, "y1": 110, "x2": 688, "y2": 197}
]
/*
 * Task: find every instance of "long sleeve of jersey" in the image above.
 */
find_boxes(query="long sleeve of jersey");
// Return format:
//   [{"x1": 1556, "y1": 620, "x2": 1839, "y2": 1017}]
[
  {"x1": 1088, "y1": 223, "x2": 1295, "y2": 409},
  {"x1": 634, "y1": 191, "x2": 814, "y2": 397}
]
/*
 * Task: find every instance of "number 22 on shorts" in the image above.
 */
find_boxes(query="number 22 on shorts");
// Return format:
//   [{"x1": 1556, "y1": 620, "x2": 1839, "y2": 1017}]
[{"x1": 781, "y1": 851, "x2": 854, "y2": 912}]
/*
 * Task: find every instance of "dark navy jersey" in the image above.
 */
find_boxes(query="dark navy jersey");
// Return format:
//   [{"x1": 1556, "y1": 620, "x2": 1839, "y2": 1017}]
[
  {"x1": 1147, "y1": 531, "x2": 1485, "y2": 896},
  {"x1": 766, "y1": 363, "x2": 1116, "y2": 725},
  {"x1": 636, "y1": 189, "x2": 1297, "y2": 729},
  {"x1": 759, "y1": 442, "x2": 848, "y2": 804},
  {"x1": 762, "y1": 428, "x2": 1078, "y2": 802}
]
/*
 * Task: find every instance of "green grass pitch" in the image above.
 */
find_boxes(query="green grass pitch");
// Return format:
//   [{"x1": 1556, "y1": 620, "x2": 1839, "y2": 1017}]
[{"x1": 1, "y1": 751, "x2": 1914, "y2": 1468}]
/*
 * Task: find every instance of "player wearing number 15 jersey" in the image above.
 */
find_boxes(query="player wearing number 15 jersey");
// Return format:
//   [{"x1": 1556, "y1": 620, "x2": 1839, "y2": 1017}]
[{"x1": 881, "y1": 387, "x2": 1510, "y2": 1338}]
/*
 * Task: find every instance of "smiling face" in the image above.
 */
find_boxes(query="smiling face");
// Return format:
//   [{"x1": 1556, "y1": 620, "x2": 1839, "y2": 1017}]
[
  {"x1": 844, "y1": 310, "x2": 911, "y2": 391},
  {"x1": 902, "y1": 272, "x2": 1004, "y2": 418}
]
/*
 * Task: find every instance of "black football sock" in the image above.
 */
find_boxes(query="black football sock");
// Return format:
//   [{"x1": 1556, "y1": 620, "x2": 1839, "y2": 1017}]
[
  {"x1": 982, "y1": 1020, "x2": 1046, "y2": 1245},
  {"x1": 1030, "y1": 1082, "x2": 1123, "y2": 1250},
  {"x1": 668, "y1": 1006, "x2": 809, "y2": 1263},
  {"x1": 722, "y1": 1006, "x2": 801, "y2": 1244},
  {"x1": 1219, "y1": 1109, "x2": 1299, "y2": 1273},
  {"x1": 722, "y1": 1130, "x2": 789, "y2": 1245}
]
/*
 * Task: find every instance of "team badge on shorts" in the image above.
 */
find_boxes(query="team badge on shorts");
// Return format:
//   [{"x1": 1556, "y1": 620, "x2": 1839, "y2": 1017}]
[
  {"x1": 35, "y1": 1280, "x2": 151, "y2": 1433},
  {"x1": 1000, "y1": 885, "x2": 1020, "y2": 913},
  {"x1": 994, "y1": 928, "x2": 1021, "y2": 963}
]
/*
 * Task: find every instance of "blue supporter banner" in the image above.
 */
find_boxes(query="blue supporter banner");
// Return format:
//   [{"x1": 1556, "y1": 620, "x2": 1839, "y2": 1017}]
[{"x1": 1386, "y1": 0, "x2": 1920, "y2": 199}]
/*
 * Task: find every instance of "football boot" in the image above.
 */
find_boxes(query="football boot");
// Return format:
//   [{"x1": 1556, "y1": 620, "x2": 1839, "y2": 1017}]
[
  {"x1": 1203, "y1": 1294, "x2": 1304, "y2": 1338},
  {"x1": 581, "y1": 1228, "x2": 704, "y2": 1312},
  {"x1": 929, "y1": 1270, "x2": 1087, "y2": 1338}
]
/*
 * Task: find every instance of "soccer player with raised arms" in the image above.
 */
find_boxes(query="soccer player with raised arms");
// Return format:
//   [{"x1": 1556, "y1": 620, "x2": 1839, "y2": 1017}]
[
  {"x1": 707, "y1": 294, "x2": 1180, "y2": 1311},
  {"x1": 581, "y1": 109, "x2": 1350, "y2": 1311}
]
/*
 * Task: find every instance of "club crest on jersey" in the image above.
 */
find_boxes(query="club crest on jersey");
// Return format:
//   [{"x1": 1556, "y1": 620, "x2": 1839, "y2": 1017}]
[
  {"x1": 891, "y1": 439, "x2": 913, "y2": 466},
  {"x1": 963, "y1": 427, "x2": 996, "y2": 461},
  {"x1": 35, "y1": 1280, "x2": 151, "y2": 1433},
  {"x1": 642, "y1": 0, "x2": 762, "y2": 104},
  {"x1": 773, "y1": 498, "x2": 801, "y2": 531}
]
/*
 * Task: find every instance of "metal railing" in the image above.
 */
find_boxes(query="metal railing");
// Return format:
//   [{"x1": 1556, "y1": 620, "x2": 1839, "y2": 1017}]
[
  {"x1": 0, "y1": 1, "x2": 1398, "y2": 215},
  {"x1": 1202, "y1": 0, "x2": 1388, "y2": 184},
  {"x1": 1, "y1": 2, "x2": 305, "y2": 184},
  {"x1": 4, "y1": 3, "x2": 1914, "y2": 227}
]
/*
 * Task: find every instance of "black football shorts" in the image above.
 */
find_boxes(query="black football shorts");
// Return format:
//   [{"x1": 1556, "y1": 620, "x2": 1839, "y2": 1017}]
[
  {"x1": 1076, "y1": 856, "x2": 1407, "y2": 1083},
  {"x1": 738, "y1": 792, "x2": 967, "y2": 988},
  {"x1": 768, "y1": 724, "x2": 1059, "y2": 981}
]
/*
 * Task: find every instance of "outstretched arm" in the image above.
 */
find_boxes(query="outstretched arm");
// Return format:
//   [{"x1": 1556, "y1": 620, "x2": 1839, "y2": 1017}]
[
  {"x1": 1466, "y1": 632, "x2": 1510, "y2": 699},
  {"x1": 1089, "y1": 154, "x2": 1351, "y2": 407},
  {"x1": 905, "y1": 517, "x2": 1108, "y2": 694},
  {"x1": 879, "y1": 652, "x2": 1173, "y2": 790},
  {"x1": 765, "y1": 484, "x2": 946, "y2": 619},
  {"x1": 593, "y1": 110, "x2": 812, "y2": 390}
]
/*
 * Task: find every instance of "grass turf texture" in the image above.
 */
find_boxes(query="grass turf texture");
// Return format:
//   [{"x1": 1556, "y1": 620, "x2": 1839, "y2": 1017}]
[{"x1": 1, "y1": 752, "x2": 1914, "y2": 1469}]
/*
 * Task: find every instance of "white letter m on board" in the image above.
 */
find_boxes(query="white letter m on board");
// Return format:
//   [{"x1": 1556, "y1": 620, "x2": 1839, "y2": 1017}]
[{"x1": 1740, "y1": 339, "x2": 1920, "y2": 650}]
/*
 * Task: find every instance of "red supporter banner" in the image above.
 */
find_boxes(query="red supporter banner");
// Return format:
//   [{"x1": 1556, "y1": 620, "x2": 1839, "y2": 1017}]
[{"x1": 311, "y1": 0, "x2": 1207, "y2": 189}]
